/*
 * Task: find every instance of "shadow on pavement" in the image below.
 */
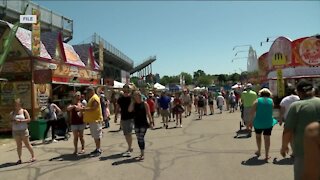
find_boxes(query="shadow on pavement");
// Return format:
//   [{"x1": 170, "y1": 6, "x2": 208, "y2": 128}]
[
  {"x1": 241, "y1": 156, "x2": 267, "y2": 166},
  {"x1": 111, "y1": 157, "x2": 141, "y2": 166},
  {"x1": 99, "y1": 153, "x2": 125, "y2": 161},
  {"x1": 49, "y1": 153, "x2": 90, "y2": 162},
  {"x1": 234, "y1": 129, "x2": 250, "y2": 139},
  {"x1": 0, "y1": 162, "x2": 18, "y2": 169},
  {"x1": 273, "y1": 157, "x2": 294, "y2": 165},
  {"x1": 108, "y1": 130, "x2": 121, "y2": 133}
]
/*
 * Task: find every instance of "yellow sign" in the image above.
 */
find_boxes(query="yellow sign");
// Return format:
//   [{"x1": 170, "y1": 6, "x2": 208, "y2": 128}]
[
  {"x1": 277, "y1": 69, "x2": 285, "y2": 97},
  {"x1": 32, "y1": 8, "x2": 41, "y2": 56},
  {"x1": 272, "y1": 53, "x2": 286, "y2": 68}
]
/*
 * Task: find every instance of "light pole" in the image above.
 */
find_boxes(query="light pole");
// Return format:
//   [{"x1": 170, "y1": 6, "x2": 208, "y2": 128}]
[
  {"x1": 234, "y1": 50, "x2": 248, "y2": 57},
  {"x1": 231, "y1": 57, "x2": 248, "y2": 63},
  {"x1": 233, "y1": 44, "x2": 252, "y2": 51}
]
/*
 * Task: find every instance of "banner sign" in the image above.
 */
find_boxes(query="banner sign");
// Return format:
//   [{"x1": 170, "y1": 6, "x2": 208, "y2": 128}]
[{"x1": 32, "y1": 8, "x2": 41, "y2": 56}]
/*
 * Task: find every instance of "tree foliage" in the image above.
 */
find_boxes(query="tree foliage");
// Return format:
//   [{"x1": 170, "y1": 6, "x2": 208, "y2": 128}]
[{"x1": 158, "y1": 70, "x2": 249, "y2": 86}]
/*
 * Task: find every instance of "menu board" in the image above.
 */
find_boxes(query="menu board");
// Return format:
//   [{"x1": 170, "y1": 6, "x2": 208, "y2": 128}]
[{"x1": 34, "y1": 84, "x2": 51, "y2": 109}]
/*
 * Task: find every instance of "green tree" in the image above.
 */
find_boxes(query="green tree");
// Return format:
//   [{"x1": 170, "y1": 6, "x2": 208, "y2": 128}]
[
  {"x1": 160, "y1": 75, "x2": 171, "y2": 86},
  {"x1": 193, "y1": 70, "x2": 206, "y2": 80},
  {"x1": 130, "y1": 76, "x2": 139, "y2": 86},
  {"x1": 180, "y1": 72, "x2": 193, "y2": 85},
  {"x1": 217, "y1": 74, "x2": 227, "y2": 85},
  {"x1": 228, "y1": 73, "x2": 240, "y2": 83},
  {"x1": 197, "y1": 75, "x2": 213, "y2": 87}
]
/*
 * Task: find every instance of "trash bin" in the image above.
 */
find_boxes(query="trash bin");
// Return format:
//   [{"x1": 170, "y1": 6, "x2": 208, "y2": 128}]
[{"x1": 29, "y1": 119, "x2": 47, "y2": 140}]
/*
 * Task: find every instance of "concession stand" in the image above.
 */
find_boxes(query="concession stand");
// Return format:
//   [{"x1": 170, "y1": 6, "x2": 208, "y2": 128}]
[
  {"x1": 257, "y1": 35, "x2": 320, "y2": 98},
  {"x1": 0, "y1": 21, "x2": 101, "y2": 133}
]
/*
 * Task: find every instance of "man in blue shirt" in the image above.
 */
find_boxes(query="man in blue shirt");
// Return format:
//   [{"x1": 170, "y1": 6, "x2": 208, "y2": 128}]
[{"x1": 158, "y1": 92, "x2": 171, "y2": 129}]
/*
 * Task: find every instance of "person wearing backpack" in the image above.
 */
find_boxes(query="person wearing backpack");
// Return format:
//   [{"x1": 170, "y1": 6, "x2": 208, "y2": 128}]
[{"x1": 43, "y1": 98, "x2": 62, "y2": 143}]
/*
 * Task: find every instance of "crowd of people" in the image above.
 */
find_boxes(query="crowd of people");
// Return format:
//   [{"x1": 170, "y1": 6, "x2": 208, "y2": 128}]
[{"x1": 8, "y1": 79, "x2": 320, "y2": 179}]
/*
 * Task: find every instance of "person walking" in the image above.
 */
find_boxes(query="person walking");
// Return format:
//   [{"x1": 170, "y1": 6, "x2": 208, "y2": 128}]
[
  {"x1": 146, "y1": 92, "x2": 156, "y2": 128},
  {"x1": 81, "y1": 87, "x2": 103, "y2": 156},
  {"x1": 115, "y1": 84, "x2": 135, "y2": 155},
  {"x1": 208, "y1": 92, "x2": 215, "y2": 115},
  {"x1": 158, "y1": 92, "x2": 171, "y2": 129},
  {"x1": 194, "y1": 94, "x2": 198, "y2": 113},
  {"x1": 197, "y1": 93, "x2": 205, "y2": 119},
  {"x1": 216, "y1": 93, "x2": 225, "y2": 114},
  {"x1": 173, "y1": 93, "x2": 184, "y2": 128},
  {"x1": 279, "y1": 85, "x2": 300, "y2": 156},
  {"x1": 181, "y1": 90, "x2": 191, "y2": 118},
  {"x1": 241, "y1": 83, "x2": 258, "y2": 137},
  {"x1": 11, "y1": 98, "x2": 35, "y2": 164},
  {"x1": 281, "y1": 79, "x2": 320, "y2": 180},
  {"x1": 249, "y1": 88, "x2": 278, "y2": 161},
  {"x1": 229, "y1": 92, "x2": 236, "y2": 113},
  {"x1": 43, "y1": 98, "x2": 62, "y2": 143},
  {"x1": 128, "y1": 91, "x2": 152, "y2": 161},
  {"x1": 67, "y1": 91, "x2": 86, "y2": 155}
]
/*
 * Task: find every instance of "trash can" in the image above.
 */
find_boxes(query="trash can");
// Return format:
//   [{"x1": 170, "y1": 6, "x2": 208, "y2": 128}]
[{"x1": 29, "y1": 119, "x2": 47, "y2": 140}]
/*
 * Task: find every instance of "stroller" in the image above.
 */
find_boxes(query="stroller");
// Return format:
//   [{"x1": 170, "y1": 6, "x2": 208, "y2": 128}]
[{"x1": 54, "y1": 114, "x2": 70, "y2": 141}]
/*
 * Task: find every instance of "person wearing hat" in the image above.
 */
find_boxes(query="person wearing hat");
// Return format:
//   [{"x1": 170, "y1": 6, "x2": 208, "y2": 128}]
[
  {"x1": 248, "y1": 88, "x2": 278, "y2": 161},
  {"x1": 67, "y1": 91, "x2": 86, "y2": 155},
  {"x1": 240, "y1": 83, "x2": 257, "y2": 137},
  {"x1": 81, "y1": 86, "x2": 103, "y2": 156},
  {"x1": 281, "y1": 79, "x2": 320, "y2": 180},
  {"x1": 115, "y1": 84, "x2": 135, "y2": 155}
]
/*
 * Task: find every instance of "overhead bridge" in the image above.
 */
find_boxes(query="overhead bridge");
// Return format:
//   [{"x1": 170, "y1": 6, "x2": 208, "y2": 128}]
[{"x1": 130, "y1": 56, "x2": 157, "y2": 77}]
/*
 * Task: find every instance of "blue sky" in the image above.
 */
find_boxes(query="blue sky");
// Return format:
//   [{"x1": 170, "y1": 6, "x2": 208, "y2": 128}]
[{"x1": 34, "y1": 1, "x2": 320, "y2": 76}]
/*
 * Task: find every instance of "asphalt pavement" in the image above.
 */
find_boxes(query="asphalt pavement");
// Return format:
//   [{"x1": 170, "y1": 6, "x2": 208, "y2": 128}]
[{"x1": 0, "y1": 109, "x2": 293, "y2": 180}]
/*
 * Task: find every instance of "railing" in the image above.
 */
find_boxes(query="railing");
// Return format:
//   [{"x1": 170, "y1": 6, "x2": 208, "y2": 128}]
[
  {"x1": 92, "y1": 33, "x2": 134, "y2": 66},
  {"x1": 0, "y1": 0, "x2": 73, "y2": 34}
]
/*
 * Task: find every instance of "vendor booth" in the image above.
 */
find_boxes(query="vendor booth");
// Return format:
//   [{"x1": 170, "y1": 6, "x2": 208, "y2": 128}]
[
  {"x1": 257, "y1": 35, "x2": 320, "y2": 98},
  {"x1": 0, "y1": 21, "x2": 101, "y2": 133}
]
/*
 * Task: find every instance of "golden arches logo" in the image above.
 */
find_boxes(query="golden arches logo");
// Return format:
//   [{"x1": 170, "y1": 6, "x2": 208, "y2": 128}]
[{"x1": 272, "y1": 52, "x2": 286, "y2": 67}]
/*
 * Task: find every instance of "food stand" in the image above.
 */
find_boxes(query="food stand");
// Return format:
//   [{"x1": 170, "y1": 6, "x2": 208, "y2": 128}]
[
  {"x1": 0, "y1": 22, "x2": 101, "y2": 133},
  {"x1": 257, "y1": 35, "x2": 320, "y2": 98}
]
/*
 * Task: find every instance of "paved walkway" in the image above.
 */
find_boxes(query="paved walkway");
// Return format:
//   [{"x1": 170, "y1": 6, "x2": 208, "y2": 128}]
[{"x1": 0, "y1": 110, "x2": 293, "y2": 180}]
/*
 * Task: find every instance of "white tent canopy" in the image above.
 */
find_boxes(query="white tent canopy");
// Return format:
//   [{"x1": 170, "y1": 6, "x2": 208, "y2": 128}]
[
  {"x1": 231, "y1": 84, "x2": 242, "y2": 89},
  {"x1": 194, "y1": 87, "x2": 206, "y2": 91},
  {"x1": 154, "y1": 83, "x2": 166, "y2": 90},
  {"x1": 113, "y1": 81, "x2": 125, "y2": 89}
]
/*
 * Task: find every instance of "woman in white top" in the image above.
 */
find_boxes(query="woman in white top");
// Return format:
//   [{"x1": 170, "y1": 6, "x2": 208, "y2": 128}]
[{"x1": 11, "y1": 98, "x2": 35, "y2": 164}]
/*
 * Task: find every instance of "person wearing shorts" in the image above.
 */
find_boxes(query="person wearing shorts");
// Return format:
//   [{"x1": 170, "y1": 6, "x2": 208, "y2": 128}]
[
  {"x1": 158, "y1": 92, "x2": 171, "y2": 129},
  {"x1": 82, "y1": 87, "x2": 103, "y2": 156},
  {"x1": 67, "y1": 91, "x2": 86, "y2": 155},
  {"x1": 249, "y1": 88, "x2": 277, "y2": 161},
  {"x1": 115, "y1": 84, "x2": 135, "y2": 155},
  {"x1": 241, "y1": 83, "x2": 257, "y2": 137},
  {"x1": 11, "y1": 98, "x2": 35, "y2": 164}
]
